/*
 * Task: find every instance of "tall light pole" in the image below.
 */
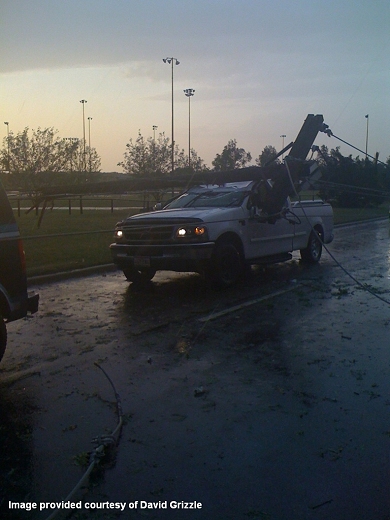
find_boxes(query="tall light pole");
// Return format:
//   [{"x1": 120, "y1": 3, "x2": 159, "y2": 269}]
[
  {"x1": 80, "y1": 100, "x2": 87, "y2": 171},
  {"x1": 4, "y1": 122, "x2": 9, "y2": 173},
  {"x1": 152, "y1": 125, "x2": 158, "y2": 173},
  {"x1": 280, "y1": 134, "x2": 286, "y2": 159},
  {"x1": 365, "y1": 114, "x2": 369, "y2": 158},
  {"x1": 184, "y1": 89, "x2": 195, "y2": 170},
  {"x1": 88, "y1": 117, "x2": 92, "y2": 172},
  {"x1": 163, "y1": 57, "x2": 180, "y2": 174}
]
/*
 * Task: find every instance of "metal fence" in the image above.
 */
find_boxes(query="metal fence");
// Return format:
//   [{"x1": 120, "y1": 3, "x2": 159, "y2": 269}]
[
  {"x1": 9, "y1": 191, "x2": 178, "y2": 217},
  {"x1": 9, "y1": 192, "x2": 180, "y2": 278}
]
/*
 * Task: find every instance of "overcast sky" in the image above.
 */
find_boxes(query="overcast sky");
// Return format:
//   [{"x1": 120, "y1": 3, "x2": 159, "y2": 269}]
[{"x1": 1, "y1": 0, "x2": 389, "y2": 171}]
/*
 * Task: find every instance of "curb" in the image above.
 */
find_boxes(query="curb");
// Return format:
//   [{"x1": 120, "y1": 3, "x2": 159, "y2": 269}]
[
  {"x1": 28, "y1": 263, "x2": 118, "y2": 286},
  {"x1": 334, "y1": 216, "x2": 387, "y2": 228}
]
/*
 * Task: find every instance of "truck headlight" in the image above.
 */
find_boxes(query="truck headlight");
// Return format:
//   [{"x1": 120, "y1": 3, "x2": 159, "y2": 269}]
[
  {"x1": 177, "y1": 227, "x2": 187, "y2": 237},
  {"x1": 115, "y1": 229, "x2": 123, "y2": 238},
  {"x1": 175, "y1": 225, "x2": 208, "y2": 240}
]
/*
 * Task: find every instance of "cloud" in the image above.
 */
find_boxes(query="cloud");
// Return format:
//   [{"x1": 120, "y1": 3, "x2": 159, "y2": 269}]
[{"x1": 2, "y1": 0, "x2": 390, "y2": 170}]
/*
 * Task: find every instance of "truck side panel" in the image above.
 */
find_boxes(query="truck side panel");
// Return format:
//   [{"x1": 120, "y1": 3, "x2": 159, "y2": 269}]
[{"x1": 290, "y1": 201, "x2": 334, "y2": 250}]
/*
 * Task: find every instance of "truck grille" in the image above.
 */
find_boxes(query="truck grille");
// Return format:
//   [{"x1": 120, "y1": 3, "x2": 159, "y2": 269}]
[{"x1": 123, "y1": 224, "x2": 174, "y2": 244}]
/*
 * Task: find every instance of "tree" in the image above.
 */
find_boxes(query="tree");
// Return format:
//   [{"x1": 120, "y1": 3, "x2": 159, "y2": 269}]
[
  {"x1": 118, "y1": 132, "x2": 152, "y2": 176},
  {"x1": 65, "y1": 143, "x2": 101, "y2": 176},
  {"x1": 0, "y1": 127, "x2": 101, "y2": 191},
  {"x1": 212, "y1": 139, "x2": 251, "y2": 171},
  {"x1": 255, "y1": 145, "x2": 280, "y2": 167},
  {"x1": 118, "y1": 131, "x2": 207, "y2": 176},
  {"x1": 189, "y1": 148, "x2": 209, "y2": 173}
]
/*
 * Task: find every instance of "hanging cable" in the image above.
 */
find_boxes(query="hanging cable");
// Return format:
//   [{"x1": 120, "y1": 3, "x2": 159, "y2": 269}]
[{"x1": 320, "y1": 126, "x2": 387, "y2": 166}]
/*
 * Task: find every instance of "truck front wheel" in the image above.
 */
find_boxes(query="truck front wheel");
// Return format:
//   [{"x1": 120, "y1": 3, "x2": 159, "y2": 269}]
[
  {"x1": 206, "y1": 243, "x2": 243, "y2": 289},
  {"x1": 0, "y1": 316, "x2": 7, "y2": 363},
  {"x1": 300, "y1": 230, "x2": 322, "y2": 263},
  {"x1": 123, "y1": 267, "x2": 156, "y2": 285}
]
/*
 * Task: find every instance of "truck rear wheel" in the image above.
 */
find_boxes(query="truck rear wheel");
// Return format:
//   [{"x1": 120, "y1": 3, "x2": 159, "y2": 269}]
[
  {"x1": 123, "y1": 267, "x2": 156, "y2": 285},
  {"x1": 206, "y1": 243, "x2": 243, "y2": 289},
  {"x1": 300, "y1": 230, "x2": 322, "y2": 263},
  {"x1": 0, "y1": 316, "x2": 7, "y2": 362}
]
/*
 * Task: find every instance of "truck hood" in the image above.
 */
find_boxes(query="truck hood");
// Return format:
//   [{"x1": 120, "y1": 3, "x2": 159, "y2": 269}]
[{"x1": 125, "y1": 206, "x2": 243, "y2": 223}]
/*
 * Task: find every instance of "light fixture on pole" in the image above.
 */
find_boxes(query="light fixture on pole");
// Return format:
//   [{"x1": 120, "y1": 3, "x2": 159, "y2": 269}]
[
  {"x1": 280, "y1": 134, "x2": 286, "y2": 159},
  {"x1": 80, "y1": 100, "x2": 87, "y2": 171},
  {"x1": 163, "y1": 57, "x2": 180, "y2": 173},
  {"x1": 365, "y1": 114, "x2": 369, "y2": 158},
  {"x1": 4, "y1": 122, "x2": 9, "y2": 173},
  {"x1": 184, "y1": 89, "x2": 195, "y2": 170}
]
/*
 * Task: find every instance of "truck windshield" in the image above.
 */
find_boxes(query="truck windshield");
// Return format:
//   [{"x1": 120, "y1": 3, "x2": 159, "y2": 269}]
[{"x1": 165, "y1": 190, "x2": 248, "y2": 209}]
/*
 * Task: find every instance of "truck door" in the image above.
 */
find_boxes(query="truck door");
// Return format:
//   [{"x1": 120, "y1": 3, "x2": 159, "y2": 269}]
[{"x1": 244, "y1": 198, "x2": 294, "y2": 259}]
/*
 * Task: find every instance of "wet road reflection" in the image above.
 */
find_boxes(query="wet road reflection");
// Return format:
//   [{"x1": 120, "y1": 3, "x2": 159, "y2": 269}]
[{"x1": 1, "y1": 219, "x2": 390, "y2": 519}]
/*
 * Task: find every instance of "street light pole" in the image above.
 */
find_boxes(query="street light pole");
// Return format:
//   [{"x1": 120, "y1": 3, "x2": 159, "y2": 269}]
[
  {"x1": 152, "y1": 125, "x2": 158, "y2": 173},
  {"x1": 163, "y1": 57, "x2": 180, "y2": 174},
  {"x1": 365, "y1": 114, "x2": 369, "y2": 158},
  {"x1": 88, "y1": 117, "x2": 92, "y2": 172},
  {"x1": 4, "y1": 122, "x2": 9, "y2": 173},
  {"x1": 184, "y1": 89, "x2": 195, "y2": 170},
  {"x1": 80, "y1": 100, "x2": 87, "y2": 171},
  {"x1": 280, "y1": 134, "x2": 286, "y2": 159}
]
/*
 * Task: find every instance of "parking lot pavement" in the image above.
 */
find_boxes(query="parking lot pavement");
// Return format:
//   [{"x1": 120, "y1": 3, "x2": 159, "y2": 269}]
[{"x1": 1, "y1": 219, "x2": 390, "y2": 520}]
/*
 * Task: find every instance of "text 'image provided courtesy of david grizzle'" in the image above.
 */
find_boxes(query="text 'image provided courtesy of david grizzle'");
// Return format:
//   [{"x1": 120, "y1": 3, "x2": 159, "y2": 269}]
[{"x1": 8, "y1": 500, "x2": 204, "y2": 513}]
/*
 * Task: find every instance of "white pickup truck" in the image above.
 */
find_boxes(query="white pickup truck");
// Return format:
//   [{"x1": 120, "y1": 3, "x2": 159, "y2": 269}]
[{"x1": 110, "y1": 180, "x2": 334, "y2": 288}]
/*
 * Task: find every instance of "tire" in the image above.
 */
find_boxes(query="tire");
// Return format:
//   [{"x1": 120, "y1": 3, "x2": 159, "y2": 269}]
[
  {"x1": 300, "y1": 230, "x2": 322, "y2": 263},
  {"x1": 0, "y1": 317, "x2": 7, "y2": 363},
  {"x1": 206, "y1": 243, "x2": 243, "y2": 289},
  {"x1": 123, "y1": 267, "x2": 156, "y2": 285}
]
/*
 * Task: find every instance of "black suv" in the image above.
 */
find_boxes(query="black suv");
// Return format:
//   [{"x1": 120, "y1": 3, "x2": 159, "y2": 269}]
[{"x1": 0, "y1": 181, "x2": 39, "y2": 362}]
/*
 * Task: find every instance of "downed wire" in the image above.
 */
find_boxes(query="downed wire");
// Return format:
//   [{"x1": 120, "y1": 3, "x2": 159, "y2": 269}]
[
  {"x1": 44, "y1": 363, "x2": 123, "y2": 520},
  {"x1": 315, "y1": 179, "x2": 390, "y2": 201},
  {"x1": 284, "y1": 159, "x2": 390, "y2": 307}
]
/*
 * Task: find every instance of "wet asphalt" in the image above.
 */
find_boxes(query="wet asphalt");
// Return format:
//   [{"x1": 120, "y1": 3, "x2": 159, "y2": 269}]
[{"x1": 1, "y1": 219, "x2": 390, "y2": 520}]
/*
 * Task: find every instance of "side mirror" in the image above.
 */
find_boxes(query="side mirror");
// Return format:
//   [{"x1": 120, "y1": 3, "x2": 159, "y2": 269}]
[
  {"x1": 153, "y1": 202, "x2": 163, "y2": 211},
  {"x1": 249, "y1": 205, "x2": 257, "y2": 219}
]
